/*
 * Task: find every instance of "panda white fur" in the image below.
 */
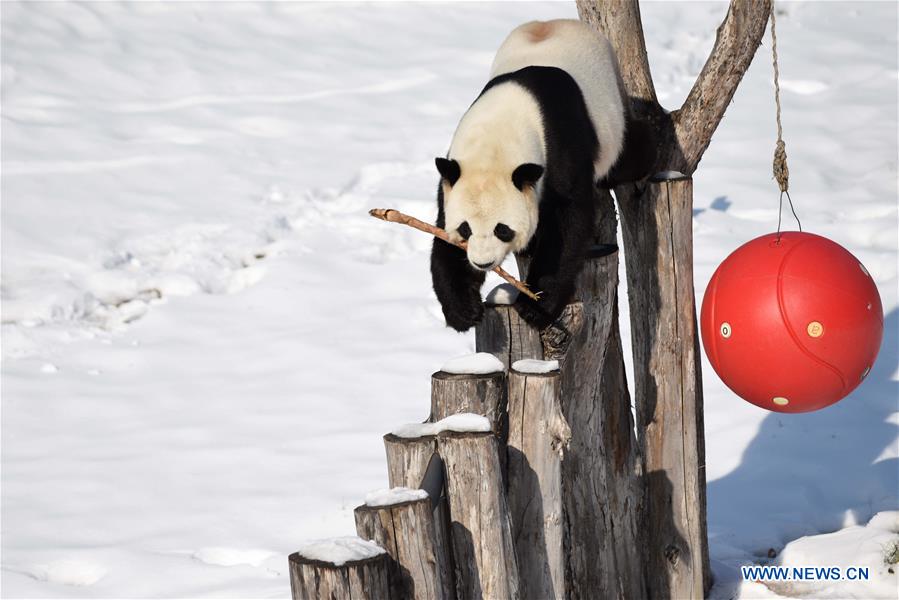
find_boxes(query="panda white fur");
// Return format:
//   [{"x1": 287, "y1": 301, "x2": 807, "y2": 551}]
[{"x1": 431, "y1": 19, "x2": 653, "y2": 331}]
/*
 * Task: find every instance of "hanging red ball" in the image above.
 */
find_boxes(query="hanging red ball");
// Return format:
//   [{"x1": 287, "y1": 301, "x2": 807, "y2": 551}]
[{"x1": 700, "y1": 232, "x2": 883, "y2": 413}]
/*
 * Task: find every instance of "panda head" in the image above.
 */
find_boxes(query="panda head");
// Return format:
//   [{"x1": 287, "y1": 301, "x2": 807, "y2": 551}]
[{"x1": 436, "y1": 157, "x2": 544, "y2": 272}]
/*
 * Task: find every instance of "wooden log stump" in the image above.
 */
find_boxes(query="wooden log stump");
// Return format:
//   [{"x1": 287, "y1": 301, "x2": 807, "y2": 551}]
[
  {"x1": 617, "y1": 175, "x2": 711, "y2": 599},
  {"x1": 289, "y1": 544, "x2": 391, "y2": 600},
  {"x1": 430, "y1": 370, "x2": 507, "y2": 436},
  {"x1": 355, "y1": 496, "x2": 451, "y2": 600},
  {"x1": 476, "y1": 303, "x2": 543, "y2": 370},
  {"x1": 383, "y1": 433, "x2": 455, "y2": 598},
  {"x1": 506, "y1": 365, "x2": 570, "y2": 600},
  {"x1": 438, "y1": 431, "x2": 520, "y2": 600},
  {"x1": 384, "y1": 433, "x2": 436, "y2": 489}
]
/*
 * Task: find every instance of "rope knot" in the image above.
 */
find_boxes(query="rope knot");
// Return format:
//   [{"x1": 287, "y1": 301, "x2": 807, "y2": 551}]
[{"x1": 773, "y1": 139, "x2": 789, "y2": 193}]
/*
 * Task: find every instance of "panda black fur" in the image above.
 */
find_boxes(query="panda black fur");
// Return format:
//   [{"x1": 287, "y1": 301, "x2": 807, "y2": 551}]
[{"x1": 431, "y1": 20, "x2": 655, "y2": 331}]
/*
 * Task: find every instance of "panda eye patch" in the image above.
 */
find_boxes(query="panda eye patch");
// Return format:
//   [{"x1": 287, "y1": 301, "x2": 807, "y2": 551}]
[
  {"x1": 457, "y1": 221, "x2": 472, "y2": 240},
  {"x1": 494, "y1": 223, "x2": 515, "y2": 242}
]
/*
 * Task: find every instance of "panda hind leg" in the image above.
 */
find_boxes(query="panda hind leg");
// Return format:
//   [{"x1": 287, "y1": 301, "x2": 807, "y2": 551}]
[{"x1": 599, "y1": 118, "x2": 658, "y2": 188}]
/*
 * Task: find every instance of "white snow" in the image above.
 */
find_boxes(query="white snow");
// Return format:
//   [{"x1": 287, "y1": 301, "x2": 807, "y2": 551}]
[
  {"x1": 653, "y1": 170, "x2": 687, "y2": 180},
  {"x1": 14, "y1": 560, "x2": 108, "y2": 587},
  {"x1": 712, "y1": 512, "x2": 899, "y2": 599},
  {"x1": 192, "y1": 548, "x2": 278, "y2": 569},
  {"x1": 294, "y1": 536, "x2": 385, "y2": 567},
  {"x1": 391, "y1": 413, "x2": 493, "y2": 439},
  {"x1": 440, "y1": 352, "x2": 505, "y2": 375},
  {"x1": 512, "y1": 359, "x2": 560, "y2": 374},
  {"x1": 364, "y1": 487, "x2": 429, "y2": 507},
  {"x1": 485, "y1": 283, "x2": 520, "y2": 305},
  {"x1": 2, "y1": 2, "x2": 896, "y2": 598}
]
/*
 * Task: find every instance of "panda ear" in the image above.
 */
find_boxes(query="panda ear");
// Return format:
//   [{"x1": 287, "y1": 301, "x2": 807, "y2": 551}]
[
  {"x1": 435, "y1": 157, "x2": 461, "y2": 186},
  {"x1": 512, "y1": 163, "x2": 544, "y2": 191}
]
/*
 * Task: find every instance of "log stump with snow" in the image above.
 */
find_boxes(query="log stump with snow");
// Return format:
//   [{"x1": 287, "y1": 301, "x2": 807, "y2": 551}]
[
  {"x1": 289, "y1": 537, "x2": 392, "y2": 600},
  {"x1": 506, "y1": 360, "x2": 569, "y2": 599},
  {"x1": 430, "y1": 354, "x2": 507, "y2": 435},
  {"x1": 383, "y1": 428, "x2": 454, "y2": 598},
  {"x1": 354, "y1": 489, "x2": 451, "y2": 600},
  {"x1": 476, "y1": 285, "x2": 543, "y2": 370},
  {"x1": 439, "y1": 430, "x2": 520, "y2": 600}
]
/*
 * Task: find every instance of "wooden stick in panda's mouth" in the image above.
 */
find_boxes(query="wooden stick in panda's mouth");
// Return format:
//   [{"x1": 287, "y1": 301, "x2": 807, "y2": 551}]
[{"x1": 368, "y1": 208, "x2": 540, "y2": 301}]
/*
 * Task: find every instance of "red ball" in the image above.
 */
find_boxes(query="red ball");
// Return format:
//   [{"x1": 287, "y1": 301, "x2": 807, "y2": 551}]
[{"x1": 700, "y1": 232, "x2": 883, "y2": 413}]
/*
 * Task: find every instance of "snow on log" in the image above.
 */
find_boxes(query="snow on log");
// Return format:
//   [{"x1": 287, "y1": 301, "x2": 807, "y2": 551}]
[
  {"x1": 506, "y1": 367, "x2": 570, "y2": 600},
  {"x1": 439, "y1": 352, "x2": 505, "y2": 375},
  {"x1": 288, "y1": 536, "x2": 391, "y2": 600},
  {"x1": 511, "y1": 358, "x2": 559, "y2": 374},
  {"x1": 364, "y1": 487, "x2": 429, "y2": 507},
  {"x1": 485, "y1": 283, "x2": 519, "y2": 305},
  {"x1": 389, "y1": 413, "x2": 491, "y2": 439},
  {"x1": 354, "y1": 495, "x2": 451, "y2": 600}
]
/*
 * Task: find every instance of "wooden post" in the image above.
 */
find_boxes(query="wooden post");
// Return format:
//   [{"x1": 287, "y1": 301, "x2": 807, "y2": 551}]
[
  {"x1": 476, "y1": 191, "x2": 645, "y2": 599},
  {"x1": 355, "y1": 496, "x2": 451, "y2": 600},
  {"x1": 430, "y1": 370, "x2": 507, "y2": 435},
  {"x1": 617, "y1": 176, "x2": 710, "y2": 599},
  {"x1": 575, "y1": 2, "x2": 772, "y2": 597},
  {"x1": 476, "y1": 304, "x2": 543, "y2": 370},
  {"x1": 384, "y1": 434, "x2": 437, "y2": 489},
  {"x1": 289, "y1": 549, "x2": 392, "y2": 600},
  {"x1": 383, "y1": 434, "x2": 455, "y2": 598},
  {"x1": 506, "y1": 366, "x2": 570, "y2": 600},
  {"x1": 438, "y1": 431, "x2": 520, "y2": 600}
]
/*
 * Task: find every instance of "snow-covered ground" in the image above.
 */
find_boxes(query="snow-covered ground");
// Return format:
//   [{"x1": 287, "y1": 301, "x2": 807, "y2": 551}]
[{"x1": 1, "y1": 2, "x2": 896, "y2": 598}]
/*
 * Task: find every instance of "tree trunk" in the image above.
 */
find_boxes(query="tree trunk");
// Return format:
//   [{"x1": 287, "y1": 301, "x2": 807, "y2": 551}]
[
  {"x1": 355, "y1": 497, "x2": 451, "y2": 600},
  {"x1": 289, "y1": 552, "x2": 392, "y2": 600},
  {"x1": 617, "y1": 176, "x2": 710, "y2": 598},
  {"x1": 576, "y1": 2, "x2": 771, "y2": 597},
  {"x1": 478, "y1": 191, "x2": 645, "y2": 599}
]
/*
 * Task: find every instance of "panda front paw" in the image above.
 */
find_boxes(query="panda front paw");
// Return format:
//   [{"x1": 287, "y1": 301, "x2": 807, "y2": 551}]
[
  {"x1": 513, "y1": 295, "x2": 554, "y2": 330},
  {"x1": 442, "y1": 298, "x2": 485, "y2": 332}
]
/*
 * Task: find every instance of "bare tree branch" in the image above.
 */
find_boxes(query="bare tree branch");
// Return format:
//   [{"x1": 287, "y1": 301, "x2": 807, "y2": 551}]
[{"x1": 675, "y1": 0, "x2": 772, "y2": 173}]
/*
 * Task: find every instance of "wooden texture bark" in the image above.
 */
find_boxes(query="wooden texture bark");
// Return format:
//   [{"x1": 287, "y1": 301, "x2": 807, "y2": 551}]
[
  {"x1": 383, "y1": 433, "x2": 455, "y2": 599},
  {"x1": 430, "y1": 371, "x2": 507, "y2": 435},
  {"x1": 384, "y1": 434, "x2": 437, "y2": 490},
  {"x1": 476, "y1": 191, "x2": 645, "y2": 599},
  {"x1": 617, "y1": 176, "x2": 710, "y2": 599},
  {"x1": 546, "y1": 201, "x2": 645, "y2": 600},
  {"x1": 289, "y1": 552, "x2": 392, "y2": 600},
  {"x1": 575, "y1": 2, "x2": 770, "y2": 597},
  {"x1": 578, "y1": 0, "x2": 772, "y2": 174},
  {"x1": 475, "y1": 304, "x2": 543, "y2": 370},
  {"x1": 506, "y1": 368, "x2": 570, "y2": 600},
  {"x1": 438, "y1": 431, "x2": 520, "y2": 600},
  {"x1": 355, "y1": 497, "x2": 451, "y2": 600}
]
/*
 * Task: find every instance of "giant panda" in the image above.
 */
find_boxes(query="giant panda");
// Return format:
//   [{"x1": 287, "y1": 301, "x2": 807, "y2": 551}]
[{"x1": 431, "y1": 19, "x2": 654, "y2": 331}]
